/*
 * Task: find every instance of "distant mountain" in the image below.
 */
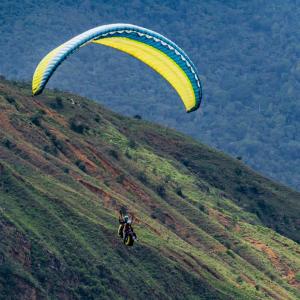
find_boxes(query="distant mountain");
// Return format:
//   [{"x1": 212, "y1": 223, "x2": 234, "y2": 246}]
[
  {"x1": 0, "y1": 78, "x2": 299, "y2": 299},
  {"x1": 0, "y1": 0, "x2": 300, "y2": 191}
]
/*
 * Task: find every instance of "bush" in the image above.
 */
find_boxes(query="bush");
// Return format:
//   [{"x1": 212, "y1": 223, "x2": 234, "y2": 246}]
[
  {"x1": 198, "y1": 203, "x2": 207, "y2": 213},
  {"x1": 175, "y1": 186, "x2": 184, "y2": 198},
  {"x1": 50, "y1": 97, "x2": 64, "y2": 109},
  {"x1": 2, "y1": 138, "x2": 15, "y2": 149},
  {"x1": 116, "y1": 174, "x2": 125, "y2": 184},
  {"x1": 94, "y1": 115, "x2": 101, "y2": 123},
  {"x1": 51, "y1": 136, "x2": 65, "y2": 152},
  {"x1": 151, "y1": 207, "x2": 166, "y2": 223},
  {"x1": 76, "y1": 160, "x2": 86, "y2": 172},
  {"x1": 226, "y1": 249, "x2": 235, "y2": 258},
  {"x1": 138, "y1": 172, "x2": 148, "y2": 185},
  {"x1": 43, "y1": 145, "x2": 58, "y2": 156},
  {"x1": 108, "y1": 149, "x2": 119, "y2": 160},
  {"x1": 125, "y1": 150, "x2": 132, "y2": 159},
  {"x1": 181, "y1": 158, "x2": 190, "y2": 167},
  {"x1": 128, "y1": 139, "x2": 137, "y2": 149},
  {"x1": 70, "y1": 117, "x2": 89, "y2": 134},
  {"x1": 156, "y1": 184, "x2": 166, "y2": 198},
  {"x1": 30, "y1": 113, "x2": 43, "y2": 127},
  {"x1": 5, "y1": 96, "x2": 16, "y2": 105},
  {"x1": 133, "y1": 114, "x2": 142, "y2": 120},
  {"x1": 236, "y1": 276, "x2": 243, "y2": 284},
  {"x1": 235, "y1": 168, "x2": 242, "y2": 176}
]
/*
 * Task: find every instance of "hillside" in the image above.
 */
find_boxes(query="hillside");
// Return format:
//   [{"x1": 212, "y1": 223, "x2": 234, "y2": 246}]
[
  {"x1": 1, "y1": 0, "x2": 300, "y2": 191},
  {"x1": 0, "y1": 78, "x2": 300, "y2": 299}
]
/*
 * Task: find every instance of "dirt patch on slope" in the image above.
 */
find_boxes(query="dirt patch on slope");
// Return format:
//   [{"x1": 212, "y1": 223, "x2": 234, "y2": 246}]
[{"x1": 245, "y1": 238, "x2": 300, "y2": 288}]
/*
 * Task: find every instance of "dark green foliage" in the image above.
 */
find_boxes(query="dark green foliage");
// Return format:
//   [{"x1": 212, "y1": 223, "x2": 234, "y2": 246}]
[
  {"x1": 43, "y1": 144, "x2": 58, "y2": 156},
  {"x1": 50, "y1": 96, "x2": 64, "y2": 110},
  {"x1": 0, "y1": 262, "x2": 18, "y2": 295},
  {"x1": 108, "y1": 149, "x2": 119, "y2": 160},
  {"x1": 5, "y1": 96, "x2": 16, "y2": 105},
  {"x1": 137, "y1": 172, "x2": 147, "y2": 185},
  {"x1": 76, "y1": 160, "x2": 86, "y2": 172},
  {"x1": 125, "y1": 150, "x2": 132, "y2": 159},
  {"x1": 116, "y1": 174, "x2": 125, "y2": 184},
  {"x1": 181, "y1": 158, "x2": 191, "y2": 167},
  {"x1": 94, "y1": 115, "x2": 101, "y2": 123},
  {"x1": 235, "y1": 168, "x2": 242, "y2": 176},
  {"x1": 70, "y1": 117, "x2": 89, "y2": 134},
  {"x1": 226, "y1": 249, "x2": 235, "y2": 258},
  {"x1": 175, "y1": 186, "x2": 184, "y2": 198},
  {"x1": 43, "y1": 130, "x2": 66, "y2": 156},
  {"x1": 236, "y1": 276, "x2": 243, "y2": 284},
  {"x1": 151, "y1": 207, "x2": 166, "y2": 223},
  {"x1": 30, "y1": 110, "x2": 45, "y2": 127},
  {"x1": 128, "y1": 139, "x2": 137, "y2": 149},
  {"x1": 156, "y1": 184, "x2": 166, "y2": 198},
  {"x1": 198, "y1": 203, "x2": 207, "y2": 213},
  {"x1": 2, "y1": 138, "x2": 15, "y2": 150}
]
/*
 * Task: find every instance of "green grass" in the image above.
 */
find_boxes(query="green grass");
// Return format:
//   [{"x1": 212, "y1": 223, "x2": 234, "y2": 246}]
[{"x1": 0, "y1": 78, "x2": 299, "y2": 299}]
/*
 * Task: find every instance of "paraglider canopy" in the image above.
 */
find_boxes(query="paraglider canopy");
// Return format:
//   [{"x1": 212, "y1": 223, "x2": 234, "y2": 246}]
[{"x1": 32, "y1": 24, "x2": 202, "y2": 112}]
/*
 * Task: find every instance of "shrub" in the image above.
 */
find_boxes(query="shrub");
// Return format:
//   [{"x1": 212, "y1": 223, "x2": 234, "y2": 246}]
[
  {"x1": 181, "y1": 158, "x2": 190, "y2": 167},
  {"x1": 133, "y1": 114, "x2": 142, "y2": 120},
  {"x1": 156, "y1": 184, "x2": 166, "y2": 198},
  {"x1": 175, "y1": 186, "x2": 184, "y2": 198},
  {"x1": 128, "y1": 139, "x2": 137, "y2": 149},
  {"x1": 30, "y1": 113, "x2": 43, "y2": 127},
  {"x1": 51, "y1": 136, "x2": 65, "y2": 152},
  {"x1": 70, "y1": 117, "x2": 89, "y2": 134},
  {"x1": 5, "y1": 96, "x2": 16, "y2": 105},
  {"x1": 50, "y1": 97, "x2": 64, "y2": 109},
  {"x1": 108, "y1": 149, "x2": 119, "y2": 160},
  {"x1": 226, "y1": 249, "x2": 235, "y2": 258},
  {"x1": 43, "y1": 145, "x2": 58, "y2": 156},
  {"x1": 235, "y1": 168, "x2": 242, "y2": 176},
  {"x1": 151, "y1": 207, "x2": 166, "y2": 223},
  {"x1": 138, "y1": 172, "x2": 148, "y2": 185},
  {"x1": 125, "y1": 150, "x2": 132, "y2": 159},
  {"x1": 2, "y1": 138, "x2": 15, "y2": 149},
  {"x1": 76, "y1": 160, "x2": 86, "y2": 172},
  {"x1": 236, "y1": 276, "x2": 243, "y2": 284},
  {"x1": 164, "y1": 175, "x2": 171, "y2": 183},
  {"x1": 116, "y1": 174, "x2": 125, "y2": 184},
  {"x1": 94, "y1": 115, "x2": 101, "y2": 123},
  {"x1": 198, "y1": 203, "x2": 208, "y2": 214}
]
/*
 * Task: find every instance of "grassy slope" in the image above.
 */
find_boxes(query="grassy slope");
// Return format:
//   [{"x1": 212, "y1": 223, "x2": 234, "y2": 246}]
[{"x1": 0, "y1": 78, "x2": 299, "y2": 299}]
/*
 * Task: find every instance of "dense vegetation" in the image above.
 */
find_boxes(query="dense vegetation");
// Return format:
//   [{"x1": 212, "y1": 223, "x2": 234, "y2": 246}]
[
  {"x1": 0, "y1": 78, "x2": 299, "y2": 299},
  {"x1": 1, "y1": 0, "x2": 299, "y2": 190}
]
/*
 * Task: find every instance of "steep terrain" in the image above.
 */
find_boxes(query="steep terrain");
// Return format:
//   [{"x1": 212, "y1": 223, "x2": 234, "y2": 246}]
[
  {"x1": 0, "y1": 78, "x2": 299, "y2": 299},
  {"x1": 1, "y1": 0, "x2": 300, "y2": 190}
]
